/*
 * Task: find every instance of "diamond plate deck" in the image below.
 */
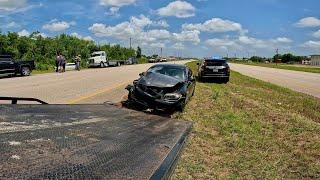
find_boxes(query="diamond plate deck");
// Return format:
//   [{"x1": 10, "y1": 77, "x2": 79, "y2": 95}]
[{"x1": 0, "y1": 104, "x2": 192, "y2": 179}]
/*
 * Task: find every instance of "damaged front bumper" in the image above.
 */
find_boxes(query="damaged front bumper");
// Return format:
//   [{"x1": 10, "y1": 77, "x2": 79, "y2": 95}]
[{"x1": 126, "y1": 85, "x2": 185, "y2": 110}]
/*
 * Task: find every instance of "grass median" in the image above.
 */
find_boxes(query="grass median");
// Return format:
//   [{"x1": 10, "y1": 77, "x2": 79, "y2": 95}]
[
  {"x1": 231, "y1": 61, "x2": 320, "y2": 74},
  {"x1": 172, "y1": 61, "x2": 320, "y2": 179}
]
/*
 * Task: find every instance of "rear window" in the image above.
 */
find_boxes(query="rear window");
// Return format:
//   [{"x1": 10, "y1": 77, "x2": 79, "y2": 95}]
[{"x1": 205, "y1": 59, "x2": 227, "y2": 66}]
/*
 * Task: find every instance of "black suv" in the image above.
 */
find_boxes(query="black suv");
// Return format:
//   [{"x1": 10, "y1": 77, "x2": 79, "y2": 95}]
[
  {"x1": 197, "y1": 58, "x2": 230, "y2": 83},
  {"x1": 0, "y1": 55, "x2": 35, "y2": 77}
]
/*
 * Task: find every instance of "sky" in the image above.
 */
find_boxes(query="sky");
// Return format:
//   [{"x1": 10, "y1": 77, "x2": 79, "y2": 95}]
[{"x1": 0, "y1": 0, "x2": 320, "y2": 58}]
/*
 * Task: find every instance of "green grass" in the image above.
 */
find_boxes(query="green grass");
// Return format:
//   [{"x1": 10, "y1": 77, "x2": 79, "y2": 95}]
[
  {"x1": 172, "y1": 61, "x2": 320, "y2": 179},
  {"x1": 231, "y1": 61, "x2": 320, "y2": 74}
]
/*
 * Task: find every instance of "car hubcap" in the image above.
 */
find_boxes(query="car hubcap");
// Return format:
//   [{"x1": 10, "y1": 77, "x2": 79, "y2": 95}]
[{"x1": 22, "y1": 68, "x2": 29, "y2": 75}]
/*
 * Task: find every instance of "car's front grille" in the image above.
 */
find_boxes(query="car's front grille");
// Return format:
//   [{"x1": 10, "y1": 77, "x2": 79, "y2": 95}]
[{"x1": 138, "y1": 85, "x2": 163, "y2": 98}]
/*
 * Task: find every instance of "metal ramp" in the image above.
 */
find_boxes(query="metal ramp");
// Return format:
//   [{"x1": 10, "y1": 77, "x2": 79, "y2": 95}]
[{"x1": 0, "y1": 104, "x2": 192, "y2": 179}]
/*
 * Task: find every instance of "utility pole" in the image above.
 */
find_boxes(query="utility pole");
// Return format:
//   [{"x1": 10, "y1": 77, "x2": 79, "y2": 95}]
[
  {"x1": 129, "y1": 38, "x2": 132, "y2": 49},
  {"x1": 160, "y1": 47, "x2": 163, "y2": 58},
  {"x1": 275, "y1": 48, "x2": 279, "y2": 65}
]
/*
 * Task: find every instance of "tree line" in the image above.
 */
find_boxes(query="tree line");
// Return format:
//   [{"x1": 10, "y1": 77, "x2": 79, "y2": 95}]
[
  {"x1": 249, "y1": 54, "x2": 306, "y2": 63},
  {"x1": 0, "y1": 31, "x2": 138, "y2": 70}
]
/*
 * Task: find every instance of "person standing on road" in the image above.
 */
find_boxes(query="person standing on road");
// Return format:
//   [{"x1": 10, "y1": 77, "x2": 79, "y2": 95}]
[
  {"x1": 58, "y1": 54, "x2": 66, "y2": 73},
  {"x1": 56, "y1": 53, "x2": 61, "y2": 72},
  {"x1": 75, "y1": 55, "x2": 81, "y2": 71},
  {"x1": 62, "y1": 54, "x2": 66, "y2": 73}
]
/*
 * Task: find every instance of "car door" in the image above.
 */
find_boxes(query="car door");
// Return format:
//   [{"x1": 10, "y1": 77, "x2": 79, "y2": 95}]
[{"x1": 0, "y1": 58, "x2": 15, "y2": 74}]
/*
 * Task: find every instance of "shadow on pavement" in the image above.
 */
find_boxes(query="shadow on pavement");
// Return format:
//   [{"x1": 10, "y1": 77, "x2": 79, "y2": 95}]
[{"x1": 104, "y1": 99, "x2": 175, "y2": 118}]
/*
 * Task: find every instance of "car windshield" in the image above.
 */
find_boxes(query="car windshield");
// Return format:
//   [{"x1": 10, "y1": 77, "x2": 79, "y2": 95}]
[
  {"x1": 147, "y1": 66, "x2": 186, "y2": 81},
  {"x1": 92, "y1": 54, "x2": 101, "y2": 57}
]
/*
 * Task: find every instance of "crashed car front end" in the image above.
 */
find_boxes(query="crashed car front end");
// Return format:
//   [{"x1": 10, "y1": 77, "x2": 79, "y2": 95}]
[{"x1": 126, "y1": 72, "x2": 187, "y2": 110}]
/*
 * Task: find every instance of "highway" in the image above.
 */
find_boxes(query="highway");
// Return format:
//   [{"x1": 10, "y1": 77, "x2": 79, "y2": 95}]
[
  {"x1": 0, "y1": 61, "x2": 189, "y2": 104},
  {"x1": 230, "y1": 63, "x2": 320, "y2": 98}
]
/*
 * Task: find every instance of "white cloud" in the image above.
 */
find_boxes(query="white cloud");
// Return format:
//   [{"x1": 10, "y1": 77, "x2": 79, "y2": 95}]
[
  {"x1": 17, "y1": 29, "x2": 30, "y2": 37},
  {"x1": 172, "y1": 42, "x2": 185, "y2": 50},
  {"x1": 183, "y1": 18, "x2": 245, "y2": 34},
  {"x1": 205, "y1": 35, "x2": 293, "y2": 54},
  {"x1": 71, "y1": 32, "x2": 93, "y2": 41},
  {"x1": 295, "y1": 17, "x2": 320, "y2": 28},
  {"x1": 89, "y1": 15, "x2": 164, "y2": 42},
  {"x1": 100, "y1": 0, "x2": 135, "y2": 15},
  {"x1": 173, "y1": 30, "x2": 200, "y2": 44},
  {"x1": 100, "y1": 0, "x2": 135, "y2": 7},
  {"x1": 157, "y1": 1, "x2": 196, "y2": 18},
  {"x1": 273, "y1": 37, "x2": 293, "y2": 43},
  {"x1": 152, "y1": 20, "x2": 169, "y2": 28},
  {"x1": 6, "y1": 21, "x2": 20, "y2": 28},
  {"x1": 83, "y1": 36, "x2": 94, "y2": 41},
  {"x1": 205, "y1": 38, "x2": 241, "y2": 51},
  {"x1": 0, "y1": 0, "x2": 27, "y2": 11},
  {"x1": 89, "y1": 15, "x2": 201, "y2": 51},
  {"x1": 301, "y1": 40, "x2": 320, "y2": 49},
  {"x1": 106, "y1": 7, "x2": 120, "y2": 16},
  {"x1": 312, "y1": 30, "x2": 320, "y2": 38},
  {"x1": 43, "y1": 20, "x2": 76, "y2": 32}
]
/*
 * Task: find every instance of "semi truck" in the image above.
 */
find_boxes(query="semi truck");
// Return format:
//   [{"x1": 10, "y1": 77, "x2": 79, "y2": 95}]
[{"x1": 88, "y1": 51, "x2": 137, "y2": 68}]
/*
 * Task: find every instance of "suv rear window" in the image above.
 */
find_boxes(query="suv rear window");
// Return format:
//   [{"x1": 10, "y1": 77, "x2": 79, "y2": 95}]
[{"x1": 205, "y1": 59, "x2": 227, "y2": 66}]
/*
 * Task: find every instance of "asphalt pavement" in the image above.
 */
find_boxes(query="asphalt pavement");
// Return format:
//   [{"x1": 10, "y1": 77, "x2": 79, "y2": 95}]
[
  {"x1": 230, "y1": 63, "x2": 320, "y2": 99},
  {"x1": 0, "y1": 61, "x2": 189, "y2": 104}
]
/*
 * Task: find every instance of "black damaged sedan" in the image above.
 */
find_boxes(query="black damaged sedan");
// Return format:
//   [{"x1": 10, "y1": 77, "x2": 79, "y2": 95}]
[{"x1": 126, "y1": 64, "x2": 196, "y2": 111}]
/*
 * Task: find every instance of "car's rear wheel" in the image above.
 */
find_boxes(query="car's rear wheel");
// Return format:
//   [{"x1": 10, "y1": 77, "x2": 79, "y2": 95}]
[{"x1": 21, "y1": 66, "x2": 31, "y2": 76}]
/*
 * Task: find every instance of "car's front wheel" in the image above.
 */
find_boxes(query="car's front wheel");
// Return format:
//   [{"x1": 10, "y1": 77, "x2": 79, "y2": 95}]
[{"x1": 21, "y1": 66, "x2": 31, "y2": 76}]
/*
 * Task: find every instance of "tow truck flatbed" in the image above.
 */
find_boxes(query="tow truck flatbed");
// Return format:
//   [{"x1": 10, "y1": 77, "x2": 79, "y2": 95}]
[{"x1": 0, "y1": 104, "x2": 192, "y2": 179}]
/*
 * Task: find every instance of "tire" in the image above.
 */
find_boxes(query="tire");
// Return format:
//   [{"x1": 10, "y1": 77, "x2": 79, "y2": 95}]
[
  {"x1": 21, "y1": 66, "x2": 31, "y2": 76},
  {"x1": 100, "y1": 62, "x2": 105, "y2": 68},
  {"x1": 177, "y1": 97, "x2": 187, "y2": 112},
  {"x1": 223, "y1": 77, "x2": 230, "y2": 83}
]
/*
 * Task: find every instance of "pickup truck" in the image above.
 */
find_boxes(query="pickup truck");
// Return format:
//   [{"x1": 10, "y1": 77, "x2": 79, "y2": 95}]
[
  {"x1": 88, "y1": 51, "x2": 136, "y2": 68},
  {"x1": 0, "y1": 55, "x2": 35, "y2": 76},
  {"x1": 0, "y1": 97, "x2": 192, "y2": 179}
]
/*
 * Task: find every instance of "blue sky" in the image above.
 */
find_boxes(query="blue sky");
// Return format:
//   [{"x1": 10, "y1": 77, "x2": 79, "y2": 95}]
[{"x1": 0, "y1": 0, "x2": 320, "y2": 57}]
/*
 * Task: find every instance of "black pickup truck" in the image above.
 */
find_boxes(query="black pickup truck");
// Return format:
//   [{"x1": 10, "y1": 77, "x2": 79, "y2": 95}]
[{"x1": 0, "y1": 55, "x2": 35, "y2": 76}]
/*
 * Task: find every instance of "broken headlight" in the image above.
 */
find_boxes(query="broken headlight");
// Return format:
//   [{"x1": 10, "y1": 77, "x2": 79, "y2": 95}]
[{"x1": 163, "y1": 93, "x2": 182, "y2": 101}]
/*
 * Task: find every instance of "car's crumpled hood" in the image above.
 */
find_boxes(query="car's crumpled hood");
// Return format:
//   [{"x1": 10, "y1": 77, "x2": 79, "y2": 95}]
[{"x1": 138, "y1": 72, "x2": 183, "y2": 88}]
